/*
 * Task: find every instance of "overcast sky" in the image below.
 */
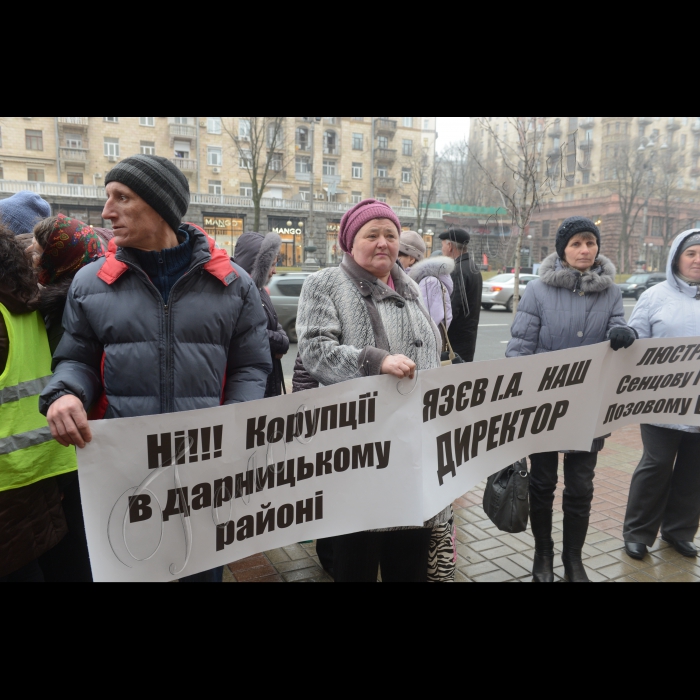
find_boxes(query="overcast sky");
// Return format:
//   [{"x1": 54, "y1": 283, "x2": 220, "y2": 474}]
[{"x1": 436, "y1": 117, "x2": 470, "y2": 148}]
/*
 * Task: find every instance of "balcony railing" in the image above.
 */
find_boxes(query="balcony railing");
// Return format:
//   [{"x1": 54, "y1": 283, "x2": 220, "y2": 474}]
[
  {"x1": 60, "y1": 147, "x2": 88, "y2": 163},
  {"x1": 0, "y1": 180, "x2": 106, "y2": 199},
  {"x1": 57, "y1": 117, "x2": 89, "y2": 127},
  {"x1": 374, "y1": 148, "x2": 397, "y2": 163},
  {"x1": 169, "y1": 123, "x2": 197, "y2": 140},
  {"x1": 375, "y1": 119, "x2": 398, "y2": 136},
  {"x1": 0, "y1": 180, "x2": 444, "y2": 220},
  {"x1": 170, "y1": 158, "x2": 198, "y2": 172},
  {"x1": 374, "y1": 177, "x2": 396, "y2": 190}
]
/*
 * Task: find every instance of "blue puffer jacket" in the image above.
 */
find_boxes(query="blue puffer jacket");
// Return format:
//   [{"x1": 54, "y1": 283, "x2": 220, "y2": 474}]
[
  {"x1": 507, "y1": 253, "x2": 627, "y2": 357},
  {"x1": 628, "y1": 228, "x2": 700, "y2": 433},
  {"x1": 39, "y1": 224, "x2": 272, "y2": 419}
]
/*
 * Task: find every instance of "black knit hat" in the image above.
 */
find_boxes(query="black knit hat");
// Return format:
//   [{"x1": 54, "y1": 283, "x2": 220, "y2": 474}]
[
  {"x1": 105, "y1": 155, "x2": 190, "y2": 234},
  {"x1": 556, "y1": 217, "x2": 601, "y2": 260}
]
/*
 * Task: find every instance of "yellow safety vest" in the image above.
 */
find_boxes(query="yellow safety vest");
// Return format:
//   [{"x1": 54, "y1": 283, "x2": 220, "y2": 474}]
[{"x1": 0, "y1": 303, "x2": 77, "y2": 493}]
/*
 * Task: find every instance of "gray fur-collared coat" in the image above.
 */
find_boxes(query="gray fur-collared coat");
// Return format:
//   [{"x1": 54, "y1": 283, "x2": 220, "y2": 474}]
[
  {"x1": 298, "y1": 254, "x2": 442, "y2": 385},
  {"x1": 297, "y1": 254, "x2": 450, "y2": 527},
  {"x1": 507, "y1": 253, "x2": 627, "y2": 357}
]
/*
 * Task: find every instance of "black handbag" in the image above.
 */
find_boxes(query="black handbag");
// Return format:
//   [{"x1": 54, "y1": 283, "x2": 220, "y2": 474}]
[{"x1": 483, "y1": 459, "x2": 530, "y2": 534}]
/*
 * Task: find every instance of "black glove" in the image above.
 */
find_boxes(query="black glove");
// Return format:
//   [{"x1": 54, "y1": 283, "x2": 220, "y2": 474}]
[{"x1": 609, "y1": 327, "x2": 636, "y2": 351}]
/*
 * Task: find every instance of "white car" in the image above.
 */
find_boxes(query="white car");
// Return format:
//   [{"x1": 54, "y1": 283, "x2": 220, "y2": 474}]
[{"x1": 482, "y1": 274, "x2": 540, "y2": 313}]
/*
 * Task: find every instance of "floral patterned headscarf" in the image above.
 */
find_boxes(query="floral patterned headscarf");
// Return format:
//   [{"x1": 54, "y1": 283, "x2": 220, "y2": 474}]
[{"x1": 39, "y1": 214, "x2": 106, "y2": 285}]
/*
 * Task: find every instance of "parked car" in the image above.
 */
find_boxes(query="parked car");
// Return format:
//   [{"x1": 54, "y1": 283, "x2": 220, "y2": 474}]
[
  {"x1": 618, "y1": 273, "x2": 667, "y2": 300},
  {"x1": 482, "y1": 274, "x2": 539, "y2": 312},
  {"x1": 267, "y1": 273, "x2": 311, "y2": 344}
]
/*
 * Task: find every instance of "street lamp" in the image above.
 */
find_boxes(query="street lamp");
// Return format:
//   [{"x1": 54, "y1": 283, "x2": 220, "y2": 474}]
[
  {"x1": 638, "y1": 141, "x2": 658, "y2": 267},
  {"x1": 301, "y1": 117, "x2": 322, "y2": 271}
]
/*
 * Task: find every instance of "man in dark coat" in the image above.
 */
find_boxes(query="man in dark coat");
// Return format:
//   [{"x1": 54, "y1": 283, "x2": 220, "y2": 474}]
[
  {"x1": 440, "y1": 228, "x2": 483, "y2": 363},
  {"x1": 40, "y1": 155, "x2": 272, "y2": 583}
]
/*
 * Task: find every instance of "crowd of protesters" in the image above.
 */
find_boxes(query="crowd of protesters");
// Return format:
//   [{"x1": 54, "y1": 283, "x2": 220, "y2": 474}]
[{"x1": 1, "y1": 152, "x2": 699, "y2": 584}]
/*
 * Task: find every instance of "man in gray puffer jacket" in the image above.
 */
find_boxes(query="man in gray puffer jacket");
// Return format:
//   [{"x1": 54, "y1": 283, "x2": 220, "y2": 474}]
[
  {"x1": 507, "y1": 217, "x2": 636, "y2": 583},
  {"x1": 39, "y1": 155, "x2": 272, "y2": 582}
]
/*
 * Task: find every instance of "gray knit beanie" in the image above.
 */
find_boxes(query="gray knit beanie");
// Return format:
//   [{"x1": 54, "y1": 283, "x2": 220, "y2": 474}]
[
  {"x1": 399, "y1": 231, "x2": 427, "y2": 263},
  {"x1": 105, "y1": 155, "x2": 190, "y2": 234}
]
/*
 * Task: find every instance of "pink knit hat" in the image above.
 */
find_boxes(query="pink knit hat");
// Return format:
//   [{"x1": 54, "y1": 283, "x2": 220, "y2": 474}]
[{"x1": 339, "y1": 199, "x2": 402, "y2": 254}]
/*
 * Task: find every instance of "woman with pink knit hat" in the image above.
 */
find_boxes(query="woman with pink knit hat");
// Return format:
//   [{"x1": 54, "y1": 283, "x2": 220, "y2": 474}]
[{"x1": 297, "y1": 199, "x2": 450, "y2": 582}]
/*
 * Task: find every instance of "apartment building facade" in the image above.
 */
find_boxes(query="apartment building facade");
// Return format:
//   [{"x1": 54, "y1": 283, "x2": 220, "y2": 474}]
[
  {"x1": 470, "y1": 117, "x2": 700, "y2": 270},
  {"x1": 0, "y1": 116, "x2": 443, "y2": 265}
]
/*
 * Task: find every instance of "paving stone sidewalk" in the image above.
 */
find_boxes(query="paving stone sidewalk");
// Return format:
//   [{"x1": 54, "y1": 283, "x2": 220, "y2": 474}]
[{"x1": 224, "y1": 424, "x2": 700, "y2": 583}]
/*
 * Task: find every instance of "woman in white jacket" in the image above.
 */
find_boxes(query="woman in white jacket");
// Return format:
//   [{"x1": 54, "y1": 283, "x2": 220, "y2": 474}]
[{"x1": 624, "y1": 229, "x2": 700, "y2": 561}]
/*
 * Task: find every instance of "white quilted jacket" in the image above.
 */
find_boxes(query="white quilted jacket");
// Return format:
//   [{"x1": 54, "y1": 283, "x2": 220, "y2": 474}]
[{"x1": 628, "y1": 229, "x2": 700, "y2": 433}]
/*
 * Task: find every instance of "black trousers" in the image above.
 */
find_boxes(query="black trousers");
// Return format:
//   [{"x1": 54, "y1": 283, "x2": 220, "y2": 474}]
[
  {"x1": 529, "y1": 451, "x2": 598, "y2": 519},
  {"x1": 39, "y1": 475, "x2": 93, "y2": 583},
  {"x1": 624, "y1": 425, "x2": 700, "y2": 546},
  {"x1": 0, "y1": 559, "x2": 44, "y2": 583},
  {"x1": 333, "y1": 529, "x2": 432, "y2": 583},
  {"x1": 316, "y1": 538, "x2": 335, "y2": 575}
]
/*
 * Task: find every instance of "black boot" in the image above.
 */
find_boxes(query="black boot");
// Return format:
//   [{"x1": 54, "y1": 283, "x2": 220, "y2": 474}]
[
  {"x1": 530, "y1": 510, "x2": 555, "y2": 583},
  {"x1": 562, "y1": 515, "x2": 591, "y2": 583}
]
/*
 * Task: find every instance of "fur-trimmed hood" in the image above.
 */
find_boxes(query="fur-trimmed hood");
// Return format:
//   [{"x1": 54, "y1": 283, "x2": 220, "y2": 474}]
[
  {"x1": 539, "y1": 253, "x2": 616, "y2": 294},
  {"x1": 408, "y1": 256, "x2": 455, "y2": 286},
  {"x1": 234, "y1": 232, "x2": 282, "y2": 289}
]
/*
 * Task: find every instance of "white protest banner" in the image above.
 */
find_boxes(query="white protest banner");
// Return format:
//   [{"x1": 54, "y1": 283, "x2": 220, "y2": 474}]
[
  {"x1": 594, "y1": 337, "x2": 700, "y2": 436},
  {"x1": 419, "y1": 345, "x2": 607, "y2": 520},
  {"x1": 77, "y1": 375, "x2": 424, "y2": 583},
  {"x1": 77, "y1": 337, "x2": 700, "y2": 582}
]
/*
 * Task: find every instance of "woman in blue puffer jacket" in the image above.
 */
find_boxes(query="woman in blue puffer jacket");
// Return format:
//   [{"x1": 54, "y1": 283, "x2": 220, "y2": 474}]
[
  {"x1": 507, "y1": 217, "x2": 636, "y2": 583},
  {"x1": 623, "y1": 229, "x2": 700, "y2": 562}
]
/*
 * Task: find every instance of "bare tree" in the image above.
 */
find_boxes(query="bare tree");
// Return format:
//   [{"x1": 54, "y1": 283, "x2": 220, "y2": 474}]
[
  {"x1": 404, "y1": 146, "x2": 440, "y2": 232},
  {"x1": 607, "y1": 138, "x2": 658, "y2": 274},
  {"x1": 220, "y1": 117, "x2": 291, "y2": 231},
  {"x1": 470, "y1": 117, "x2": 564, "y2": 314},
  {"x1": 654, "y1": 147, "x2": 697, "y2": 269},
  {"x1": 440, "y1": 140, "x2": 499, "y2": 207}
]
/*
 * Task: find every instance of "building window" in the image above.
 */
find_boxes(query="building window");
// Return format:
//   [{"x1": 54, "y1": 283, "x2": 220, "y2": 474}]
[
  {"x1": 27, "y1": 168, "x2": 45, "y2": 182},
  {"x1": 67, "y1": 172, "x2": 84, "y2": 185},
  {"x1": 208, "y1": 180, "x2": 222, "y2": 195},
  {"x1": 26, "y1": 130, "x2": 43, "y2": 151},
  {"x1": 296, "y1": 156, "x2": 311, "y2": 174},
  {"x1": 208, "y1": 147, "x2": 223, "y2": 167},
  {"x1": 104, "y1": 138, "x2": 120, "y2": 158}
]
